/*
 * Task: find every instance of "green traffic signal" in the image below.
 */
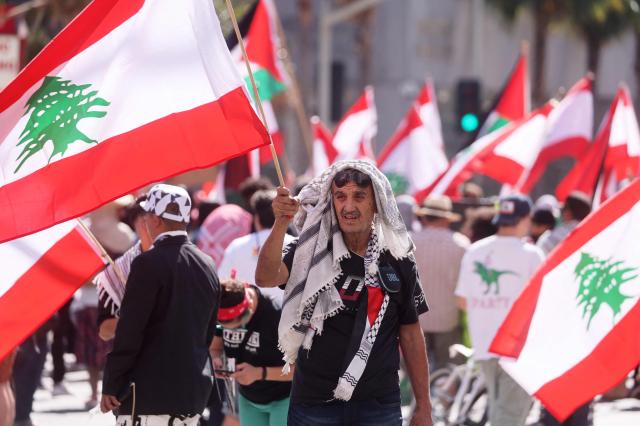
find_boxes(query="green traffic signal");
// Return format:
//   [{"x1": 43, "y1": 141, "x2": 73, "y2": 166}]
[{"x1": 460, "y1": 113, "x2": 479, "y2": 132}]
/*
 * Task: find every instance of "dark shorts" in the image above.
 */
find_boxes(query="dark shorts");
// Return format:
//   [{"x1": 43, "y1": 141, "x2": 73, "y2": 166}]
[{"x1": 287, "y1": 393, "x2": 402, "y2": 426}]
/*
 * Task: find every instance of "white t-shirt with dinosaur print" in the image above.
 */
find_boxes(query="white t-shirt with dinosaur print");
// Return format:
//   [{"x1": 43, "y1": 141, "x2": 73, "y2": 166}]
[{"x1": 455, "y1": 235, "x2": 545, "y2": 360}]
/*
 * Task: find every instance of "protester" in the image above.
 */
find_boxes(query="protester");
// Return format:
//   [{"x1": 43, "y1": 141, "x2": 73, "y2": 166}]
[
  {"x1": 530, "y1": 208, "x2": 556, "y2": 243},
  {"x1": 212, "y1": 276, "x2": 293, "y2": 426},
  {"x1": 238, "y1": 177, "x2": 275, "y2": 209},
  {"x1": 218, "y1": 190, "x2": 294, "y2": 303},
  {"x1": 12, "y1": 325, "x2": 50, "y2": 426},
  {"x1": 197, "y1": 203, "x2": 253, "y2": 268},
  {"x1": 256, "y1": 160, "x2": 432, "y2": 426},
  {"x1": 0, "y1": 350, "x2": 16, "y2": 426},
  {"x1": 396, "y1": 194, "x2": 419, "y2": 232},
  {"x1": 96, "y1": 196, "x2": 153, "y2": 341},
  {"x1": 101, "y1": 184, "x2": 220, "y2": 426},
  {"x1": 455, "y1": 195, "x2": 544, "y2": 426},
  {"x1": 50, "y1": 300, "x2": 74, "y2": 396},
  {"x1": 537, "y1": 191, "x2": 592, "y2": 255},
  {"x1": 413, "y1": 196, "x2": 469, "y2": 371}
]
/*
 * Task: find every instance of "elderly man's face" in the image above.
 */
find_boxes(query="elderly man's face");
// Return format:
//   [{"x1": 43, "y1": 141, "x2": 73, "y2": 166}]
[{"x1": 332, "y1": 181, "x2": 376, "y2": 235}]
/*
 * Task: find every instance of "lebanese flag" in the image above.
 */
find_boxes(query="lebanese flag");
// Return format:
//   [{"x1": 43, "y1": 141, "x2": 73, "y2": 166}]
[
  {"x1": 377, "y1": 105, "x2": 448, "y2": 196},
  {"x1": 471, "y1": 50, "x2": 529, "y2": 144},
  {"x1": 557, "y1": 83, "x2": 640, "y2": 203},
  {"x1": 490, "y1": 177, "x2": 640, "y2": 422},
  {"x1": 429, "y1": 102, "x2": 554, "y2": 197},
  {"x1": 0, "y1": 221, "x2": 105, "y2": 361},
  {"x1": 0, "y1": 0, "x2": 269, "y2": 244},
  {"x1": 310, "y1": 115, "x2": 338, "y2": 176},
  {"x1": 516, "y1": 76, "x2": 593, "y2": 193},
  {"x1": 333, "y1": 86, "x2": 377, "y2": 161},
  {"x1": 415, "y1": 79, "x2": 445, "y2": 152},
  {"x1": 227, "y1": 0, "x2": 287, "y2": 164}
]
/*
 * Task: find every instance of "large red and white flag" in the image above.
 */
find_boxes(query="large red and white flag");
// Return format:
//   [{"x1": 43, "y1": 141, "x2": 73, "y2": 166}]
[
  {"x1": 333, "y1": 86, "x2": 377, "y2": 161},
  {"x1": 377, "y1": 101, "x2": 447, "y2": 196},
  {"x1": 415, "y1": 79, "x2": 445, "y2": 152},
  {"x1": 516, "y1": 76, "x2": 593, "y2": 193},
  {"x1": 310, "y1": 115, "x2": 338, "y2": 177},
  {"x1": 0, "y1": 221, "x2": 105, "y2": 361},
  {"x1": 557, "y1": 84, "x2": 640, "y2": 203},
  {"x1": 429, "y1": 102, "x2": 554, "y2": 197},
  {"x1": 0, "y1": 0, "x2": 268, "y2": 244},
  {"x1": 490, "y1": 178, "x2": 640, "y2": 422}
]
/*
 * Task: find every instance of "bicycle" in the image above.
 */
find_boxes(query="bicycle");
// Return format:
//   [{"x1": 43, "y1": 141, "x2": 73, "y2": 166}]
[{"x1": 429, "y1": 344, "x2": 488, "y2": 426}]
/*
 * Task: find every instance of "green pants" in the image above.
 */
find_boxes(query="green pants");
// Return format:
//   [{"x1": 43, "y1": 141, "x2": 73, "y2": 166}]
[{"x1": 238, "y1": 393, "x2": 290, "y2": 426}]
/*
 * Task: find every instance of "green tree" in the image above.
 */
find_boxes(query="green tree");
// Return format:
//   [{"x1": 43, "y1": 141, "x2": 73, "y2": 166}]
[
  {"x1": 566, "y1": 0, "x2": 634, "y2": 95},
  {"x1": 486, "y1": 0, "x2": 568, "y2": 102}
]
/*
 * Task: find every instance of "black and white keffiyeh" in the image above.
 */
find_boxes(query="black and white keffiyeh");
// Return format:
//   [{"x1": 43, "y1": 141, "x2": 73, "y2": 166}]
[{"x1": 278, "y1": 160, "x2": 414, "y2": 401}]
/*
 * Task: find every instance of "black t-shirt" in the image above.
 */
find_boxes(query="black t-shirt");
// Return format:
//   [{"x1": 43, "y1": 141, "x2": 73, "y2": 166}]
[
  {"x1": 282, "y1": 239, "x2": 428, "y2": 405},
  {"x1": 220, "y1": 289, "x2": 291, "y2": 404}
]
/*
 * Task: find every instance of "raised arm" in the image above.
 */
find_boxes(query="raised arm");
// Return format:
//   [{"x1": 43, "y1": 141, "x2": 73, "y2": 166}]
[{"x1": 255, "y1": 187, "x2": 299, "y2": 287}]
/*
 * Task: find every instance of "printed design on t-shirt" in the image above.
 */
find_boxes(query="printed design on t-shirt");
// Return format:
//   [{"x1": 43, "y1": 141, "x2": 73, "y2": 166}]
[
  {"x1": 574, "y1": 252, "x2": 638, "y2": 329},
  {"x1": 473, "y1": 261, "x2": 517, "y2": 295},
  {"x1": 223, "y1": 328, "x2": 261, "y2": 353},
  {"x1": 339, "y1": 275, "x2": 365, "y2": 301}
]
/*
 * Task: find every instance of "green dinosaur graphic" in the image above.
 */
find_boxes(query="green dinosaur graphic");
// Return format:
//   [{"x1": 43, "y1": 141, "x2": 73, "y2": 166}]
[
  {"x1": 474, "y1": 261, "x2": 517, "y2": 295},
  {"x1": 14, "y1": 76, "x2": 110, "y2": 173},
  {"x1": 574, "y1": 252, "x2": 638, "y2": 329},
  {"x1": 385, "y1": 171, "x2": 409, "y2": 195}
]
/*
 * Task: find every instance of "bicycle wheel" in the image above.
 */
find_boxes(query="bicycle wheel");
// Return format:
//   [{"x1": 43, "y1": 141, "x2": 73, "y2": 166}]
[
  {"x1": 461, "y1": 386, "x2": 488, "y2": 426},
  {"x1": 430, "y1": 367, "x2": 454, "y2": 425}
]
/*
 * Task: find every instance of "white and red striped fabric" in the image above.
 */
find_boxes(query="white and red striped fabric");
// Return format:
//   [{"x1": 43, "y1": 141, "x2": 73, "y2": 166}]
[
  {"x1": 0, "y1": 0, "x2": 268, "y2": 244},
  {"x1": 557, "y1": 83, "x2": 640, "y2": 204},
  {"x1": 332, "y1": 86, "x2": 377, "y2": 161},
  {"x1": 0, "y1": 221, "x2": 105, "y2": 360},
  {"x1": 491, "y1": 177, "x2": 640, "y2": 422},
  {"x1": 516, "y1": 76, "x2": 593, "y2": 193},
  {"x1": 310, "y1": 115, "x2": 338, "y2": 177}
]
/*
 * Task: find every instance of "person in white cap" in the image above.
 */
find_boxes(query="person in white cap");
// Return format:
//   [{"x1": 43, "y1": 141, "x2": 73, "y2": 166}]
[{"x1": 101, "y1": 184, "x2": 220, "y2": 426}]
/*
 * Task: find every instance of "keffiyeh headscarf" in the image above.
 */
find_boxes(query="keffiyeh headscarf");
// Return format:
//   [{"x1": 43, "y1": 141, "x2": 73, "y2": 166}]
[{"x1": 278, "y1": 160, "x2": 414, "y2": 401}]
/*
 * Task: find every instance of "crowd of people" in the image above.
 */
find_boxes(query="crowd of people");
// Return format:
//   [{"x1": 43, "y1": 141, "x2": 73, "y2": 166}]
[{"x1": 1, "y1": 159, "x2": 638, "y2": 426}]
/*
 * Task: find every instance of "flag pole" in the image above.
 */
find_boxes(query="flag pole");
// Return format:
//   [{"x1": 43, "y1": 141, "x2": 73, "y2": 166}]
[
  {"x1": 224, "y1": 0, "x2": 286, "y2": 187},
  {"x1": 75, "y1": 218, "x2": 127, "y2": 285}
]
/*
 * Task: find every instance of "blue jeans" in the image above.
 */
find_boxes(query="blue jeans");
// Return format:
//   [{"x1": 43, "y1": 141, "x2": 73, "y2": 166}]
[{"x1": 287, "y1": 394, "x2": 402, "y2": 426}]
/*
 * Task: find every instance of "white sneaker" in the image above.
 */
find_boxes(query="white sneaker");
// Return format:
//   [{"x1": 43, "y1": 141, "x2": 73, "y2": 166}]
[{"x1": 51, "y1": 382, "x2": 70, "y2": 396}]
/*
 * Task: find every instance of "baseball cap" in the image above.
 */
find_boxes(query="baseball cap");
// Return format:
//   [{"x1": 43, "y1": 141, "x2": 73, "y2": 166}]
[
  {"x1": 140, "y1": 184, "x2": 192, "y2": 223},
  {"x1": 492, "y1": 194, "x2": 532, "y2": 227}
]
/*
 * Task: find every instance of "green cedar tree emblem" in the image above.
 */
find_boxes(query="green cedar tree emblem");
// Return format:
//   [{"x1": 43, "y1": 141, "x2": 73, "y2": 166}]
[
  {"x1": 385, "y1": 171, "x2": 409, "y2": 195},
  {"x1": 14, "y1": 76, "x2": 110, "y2": 173},
  {"x1": 474, "y1": 261, "x2": 517, "y2": 295},
  {"x1": 574, "y1": 252, "x2": 638, "y2": 329}
]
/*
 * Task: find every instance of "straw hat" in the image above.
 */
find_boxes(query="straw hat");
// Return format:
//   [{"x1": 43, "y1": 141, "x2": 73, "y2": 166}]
[{"x1": 415, "y1": 195, "x2": 462, "y2": 222}]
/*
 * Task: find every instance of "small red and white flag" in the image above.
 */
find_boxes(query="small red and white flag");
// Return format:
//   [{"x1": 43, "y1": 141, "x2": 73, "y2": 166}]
[
  {"x1": 557, "y1": 83, "x2": 640, "y2": 204},
  {"x1": 0, "y1": 0, "x2": 268, "y2": 244},
  {"x1": 0, "y1": 221, "x2": 105, "y2": 361},
  {"x1": 490, "y1": 177, "x2": 640, "y2": 422},
  {"x1": 333, "y1": 86, "x2": 377, "y2": 161},
  {"x1": 415, "y1": 79, "x2": 445, "y2": 152},
  {"x1": 377, "y1": 82, "x2": 447, "y2": 196},
  {"x1": 310, "y1": 115, "x2": 338, "y2": 177},
  {"x1": 516, "y1": 76, "x2": 593, "y2": 193},
  {"x1": 429, "y1": 102, "x2": 554, "y2": 197}
]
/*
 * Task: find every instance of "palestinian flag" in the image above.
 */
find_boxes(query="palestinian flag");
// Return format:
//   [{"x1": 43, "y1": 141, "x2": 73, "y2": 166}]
[
  {"x1": 490, "y1": 177, "x2": 640, "y2": 422},
  {"x1": 516, "y1": 76, "x2": 593, "y2": 193},
  {"x1": 0, "y1": 221, "x2": 105, "y2": 361},
  {"x1": 557, "y1": 83, "x2": 640, "y2": 204},
  {"x1": 333, "y1": 86, "x2": 377, "y2": 161},
  {"x1": 226, "y1": 0, "x2": 287, "y2": 164},
  {"x1": 0, "y1": 0, "x2": 268, "y2": 244},
  {"x1": 309, "y1": 115, "x2": 338, "y2": 177},
  {"x1": 468, "y1": 50, "x2": 529, "y2": 145},
  {"x1": 430, "y1": 102, "x2": 554, "y2": 197},
  {"x1": 377, "y1": 81, "x2": 447, "y2": 196}
]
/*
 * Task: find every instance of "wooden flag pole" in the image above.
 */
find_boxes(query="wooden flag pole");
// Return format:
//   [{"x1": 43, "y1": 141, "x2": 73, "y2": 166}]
[
  {"x1": 224, "y1": 0, "x2": 286, "y2": 187},
  {"x1": 75, "y1": 218, "x2": 127, "y2": 285}
]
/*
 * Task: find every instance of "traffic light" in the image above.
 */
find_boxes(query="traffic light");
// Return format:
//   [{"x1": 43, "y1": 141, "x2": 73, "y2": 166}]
[{"x1": 456, "y1": 79, "x2": 481, "y2": 133}]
